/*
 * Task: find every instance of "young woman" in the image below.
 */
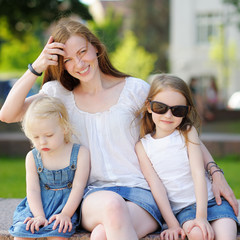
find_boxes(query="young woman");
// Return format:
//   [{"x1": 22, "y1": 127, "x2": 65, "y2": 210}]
[
  {"x1": 0, "y1": 17, "x2": 238, "y2": 239},
  {"x1": 9, "y1": 96, "x2": 90, "y2": 239}
]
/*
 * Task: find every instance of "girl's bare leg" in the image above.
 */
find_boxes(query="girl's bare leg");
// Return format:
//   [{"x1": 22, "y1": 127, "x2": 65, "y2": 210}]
[{"x1": 211, "y1": 218, "x2": 237, "y2": 240}]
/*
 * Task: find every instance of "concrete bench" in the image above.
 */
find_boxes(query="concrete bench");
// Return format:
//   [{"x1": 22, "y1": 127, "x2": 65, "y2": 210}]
[
  {"x1": 0, "y1": 198, "x2": 239, "y2": 240},
  {"x1": 2, "y1": 132, "x2": 240, "y2": 158}
]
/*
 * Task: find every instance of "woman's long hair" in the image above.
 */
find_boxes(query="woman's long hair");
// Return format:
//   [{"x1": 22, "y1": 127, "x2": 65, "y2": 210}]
[{"x1": 43, "y1": 17, "x2": 130, "y2": 91}]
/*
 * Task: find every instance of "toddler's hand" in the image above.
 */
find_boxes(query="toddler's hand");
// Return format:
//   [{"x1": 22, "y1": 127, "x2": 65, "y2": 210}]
[
  {"x1": 160, "y1": 226, "x2": 186, "y2": 240},
  {"x1": 24, "y1": 216, "x2": 48, "y2": 233},
  {"x1": 49, "y1": 213, "x2": 72, "y2": 233}
]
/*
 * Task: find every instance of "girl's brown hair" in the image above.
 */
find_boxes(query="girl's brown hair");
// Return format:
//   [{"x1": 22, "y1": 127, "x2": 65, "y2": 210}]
[
  {"x1": 43, "y1": 17, "x2": 130, "y2": 91},
  {"x1": 137, "y1": 74, "x2": 201, "y2": 141}
]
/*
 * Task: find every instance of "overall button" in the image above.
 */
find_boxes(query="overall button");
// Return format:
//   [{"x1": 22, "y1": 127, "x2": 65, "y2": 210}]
[
  {"x1": 38, "y1": 167, "x2": 43, "y2": 172},
  {"x1": 70, "y1": 164, "x2": 76, "y2": 170},
  {"x1": 67, "y1": 182, "x2": 72, "y2": 188},
  {"x1": 44, "y1": 184, "x2": 50, "y2": 190}
]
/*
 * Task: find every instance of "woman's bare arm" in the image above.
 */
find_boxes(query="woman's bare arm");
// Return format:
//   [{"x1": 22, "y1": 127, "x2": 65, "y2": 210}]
[
  {"x1": 0, "y1": 36, "x2": 65, "y2": 123},
  {"x1": 200, "y1": 141, "x2": 239, "y2": 216}
]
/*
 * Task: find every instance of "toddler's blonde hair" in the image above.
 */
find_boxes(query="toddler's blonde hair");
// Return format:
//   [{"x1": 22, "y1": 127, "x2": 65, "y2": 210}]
[{"x1": 22, "y1": 96, "x2": 74, "y2": 144}]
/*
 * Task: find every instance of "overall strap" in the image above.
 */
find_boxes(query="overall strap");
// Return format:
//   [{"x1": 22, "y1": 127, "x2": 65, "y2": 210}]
[
  {"x1": 32, "y1": 148, "x2": 44, "y2": 173},
  {"x1": 69, "y1": 143, "x2": 80, "y2": 171}
]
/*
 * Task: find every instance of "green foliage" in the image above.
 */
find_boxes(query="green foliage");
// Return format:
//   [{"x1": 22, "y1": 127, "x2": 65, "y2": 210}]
[
  {"x1": 209, "y1": 26, "x2": 237, "y2": 64},
  {"x1": 110, "y1": 31, "x2": 157, "y2": 80},
  {"x1": 223, "y1": 0, "x2": 240, "y2": 11},
  {"x1": 88, "y1": 7, "x2": 123, "y2": 53},
  {"x1": 130, "y1": 0, "x2": 169, "y2": 72},
  {"x1": 0, "y1": 34, "x2": 42, "y2": 71},
  {"x1": 0, "y1": 17, "x2": 42, "y2": 77},
  {"x1": 209, "y1": 25, "x2": 238, "y2": 89},
  {"x1": 0, "y1": 0, "x2": 92, "y2": 38}
]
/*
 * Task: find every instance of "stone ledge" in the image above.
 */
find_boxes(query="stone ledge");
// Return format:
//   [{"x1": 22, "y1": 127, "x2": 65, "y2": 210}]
[
  {"x1": 2, "y1": 132, "x2": 240, "y2": 158},
  {"x1": 0, "y1": 198, "x2": 239, "y2": 240}
]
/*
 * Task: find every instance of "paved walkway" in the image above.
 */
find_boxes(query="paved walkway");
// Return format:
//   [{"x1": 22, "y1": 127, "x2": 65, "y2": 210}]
[{"x1": 0, "y1": 198, "x2": 22, "y2": 234}]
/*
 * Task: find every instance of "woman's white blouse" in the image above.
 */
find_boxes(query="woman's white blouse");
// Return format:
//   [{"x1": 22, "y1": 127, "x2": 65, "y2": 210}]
[{"x1": 40, "y1": 77, "x2": 150, "y2": 189}]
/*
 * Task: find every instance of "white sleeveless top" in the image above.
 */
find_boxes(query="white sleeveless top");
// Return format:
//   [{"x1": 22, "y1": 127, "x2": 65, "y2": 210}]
[
  {"x1": 40, "y1": 77, "x2": 150, "y2": 189},
  {"x1": 141, "y1": 130, "x2": 214, "y2": 213}
]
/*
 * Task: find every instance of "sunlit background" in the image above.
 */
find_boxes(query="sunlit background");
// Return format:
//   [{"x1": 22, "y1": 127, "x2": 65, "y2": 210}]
[
  {"x1": 1, "y1": 0, "x2": 240, "y2": 108},
  {"x1": 0, "y1": 0, "x2": 240, "y2": 199}
]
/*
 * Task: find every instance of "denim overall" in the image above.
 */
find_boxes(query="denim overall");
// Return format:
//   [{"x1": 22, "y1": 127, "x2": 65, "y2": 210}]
[{"x1": 9, "y1": 143, "x2": 80, "y2": 238}]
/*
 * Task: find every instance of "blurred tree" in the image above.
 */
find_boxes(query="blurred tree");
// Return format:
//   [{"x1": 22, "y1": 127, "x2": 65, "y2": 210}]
[
  {"x1": 88, "y1": 7, "x2": 123, "y2": 53},
  {"x1": 0, "y1": 17, "x2": 43, "y2": 83},
  {"x1": 88, "y1": 6, "x2": 156, "y2": 80},
  {"x1": 110, "y1": 31, "x2": 157, "y2": 80},
  {"x1": 0, "y1": 32, "x2": 42, "y2": 71},
  {"x1": 209, "y1": 25, "x2": 237, "y2": 102},
  {"x1": 130, "y1": 0, "x2": 169, "y2": 73},
  {"x1": 223, "y1": 0, "x2": 240, "y2": 11},
  {"x1": 0, "y1": 0, "x2": 92, "y2": 39}
]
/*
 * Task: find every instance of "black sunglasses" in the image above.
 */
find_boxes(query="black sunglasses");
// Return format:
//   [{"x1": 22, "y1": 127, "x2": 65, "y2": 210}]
[{"x1": 149, "y1": 101, "x2": 189, "y2": 117}]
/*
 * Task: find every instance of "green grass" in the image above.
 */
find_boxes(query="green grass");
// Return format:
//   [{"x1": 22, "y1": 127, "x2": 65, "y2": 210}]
[
  {"x1": 215, "y1": 155, "x2": 240, "y2": 199},
  {"x1": 0, "y1": 155, "x2": 240, "y2": 199},
  {"x1": 0, "y1": 157, "x2": 26, "y2": 198}
]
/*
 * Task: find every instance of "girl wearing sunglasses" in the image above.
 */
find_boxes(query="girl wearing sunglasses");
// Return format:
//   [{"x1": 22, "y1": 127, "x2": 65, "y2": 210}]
[{"x1": 135, "y1": 74, "x2": 238, "y2": 240}]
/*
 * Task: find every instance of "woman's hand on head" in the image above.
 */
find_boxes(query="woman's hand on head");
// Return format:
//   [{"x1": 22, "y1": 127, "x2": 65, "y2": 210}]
[{"x1": 32, "y1": 36, "x2": 65, "y2": 74}]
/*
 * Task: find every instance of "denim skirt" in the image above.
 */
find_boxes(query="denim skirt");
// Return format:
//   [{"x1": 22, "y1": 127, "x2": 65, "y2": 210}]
[
  {"x1": 82, "y1": 186, "x2": 163, "y2": 228},
  {"x1": 176, "y1": 197, "x2": 239, "y2": 226}
]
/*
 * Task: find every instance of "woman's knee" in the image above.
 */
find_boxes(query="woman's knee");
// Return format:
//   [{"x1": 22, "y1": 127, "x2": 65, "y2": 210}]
[
  {"x1": 102, "y1": 193, "x2": 130, "y2": 226},
  {"x1": 81, "y1": 191, "x2": 130, "y2": 229},
  {"x1": 104, "y1": 193, "x2": 127, "y2": 212}
]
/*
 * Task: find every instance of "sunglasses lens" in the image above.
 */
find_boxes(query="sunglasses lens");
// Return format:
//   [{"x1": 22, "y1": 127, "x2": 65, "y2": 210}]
[
  {"x1": 151, "y1": 102, "x2": 168, "y2": 114},
  {"x1": 172, "y1": 106, "x2": 188, "y2": 117}
]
